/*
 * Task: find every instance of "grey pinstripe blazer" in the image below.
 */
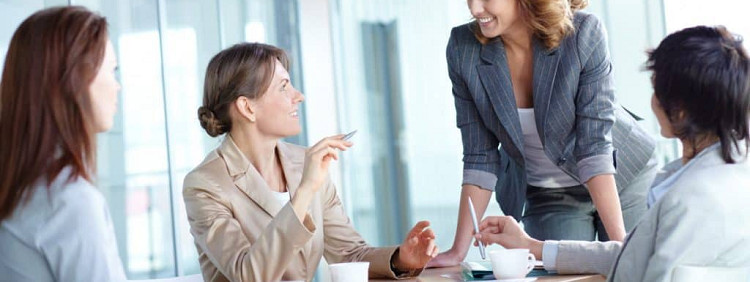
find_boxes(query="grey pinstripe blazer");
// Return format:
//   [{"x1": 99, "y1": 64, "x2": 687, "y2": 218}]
[{"x1": 446, "y1": 12, "x2": 656, "y2": 220}]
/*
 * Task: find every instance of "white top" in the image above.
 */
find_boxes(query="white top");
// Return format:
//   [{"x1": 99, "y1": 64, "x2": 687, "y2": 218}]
[
  {"x1": 517, "y1": 108, "x2": 579, "y2": 188},
  {"x1": 271, "y1": 190, "x2": 290, "y2": 205},
  {"x1": 0, "y1": 167, "x2": 126, "y2": 281}
]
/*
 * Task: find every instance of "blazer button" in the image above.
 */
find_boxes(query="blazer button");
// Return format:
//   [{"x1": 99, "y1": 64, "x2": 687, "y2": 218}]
[{"x1": 557, "y1": 157, "x2": 567, "y2": 166}]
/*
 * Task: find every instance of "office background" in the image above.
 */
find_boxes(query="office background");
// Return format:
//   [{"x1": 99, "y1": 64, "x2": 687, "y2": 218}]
[{"x1": 1, "y1": 0, "x2": 747, "y2": 280}]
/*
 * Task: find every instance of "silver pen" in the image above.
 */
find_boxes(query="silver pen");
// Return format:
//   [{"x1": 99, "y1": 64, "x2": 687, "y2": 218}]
[
  {"x1": 341, "y1": 129, "x2": 357, "y2": 141},
  {"x1": 468, "y1": 197, "x2": 486, "y2": 260}
]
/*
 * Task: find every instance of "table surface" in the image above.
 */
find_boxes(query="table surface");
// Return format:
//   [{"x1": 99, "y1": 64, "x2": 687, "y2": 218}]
[{"x1": 369, "y1": 266, "x2": 606, "y2": 282}]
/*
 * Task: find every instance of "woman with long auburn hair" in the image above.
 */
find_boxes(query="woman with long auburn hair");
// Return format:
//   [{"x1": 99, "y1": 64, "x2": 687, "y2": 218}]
[
  {"x1": 430, "y1": 0, "x2": 659, "y2": 267},
  {"x1": 0, "y1": 6, "x2": 125, "y2": 281}
]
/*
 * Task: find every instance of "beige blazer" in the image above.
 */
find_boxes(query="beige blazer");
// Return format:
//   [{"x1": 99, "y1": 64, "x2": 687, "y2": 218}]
[
  {"x1": 183, "y1": 136, "x2": 419, "y2": 281},
  {"x1": 551, "y1": 143, "x2": 750, "y2": 281}
]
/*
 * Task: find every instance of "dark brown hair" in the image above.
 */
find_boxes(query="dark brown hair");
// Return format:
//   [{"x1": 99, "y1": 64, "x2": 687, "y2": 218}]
[
  {"x1": 199, "y1": 43, "x2": 290, "y2": 137},
  {"x1": 0, "y1": 6, "x2": 109, "y2": 220},
  {"x1": 471, "y1": 0, "x2": 588, "y2": 48},
  {"x1": 646, "y1": 26, "x2": 750, "y2": 163}
]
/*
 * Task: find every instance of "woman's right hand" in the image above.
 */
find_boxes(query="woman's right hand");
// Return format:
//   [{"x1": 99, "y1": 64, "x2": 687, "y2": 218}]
[
  {"x1": 475, "y1": 216, "x2": 543, "y2": 259},
  {"x1": 298, "y1": 135, "x2": 352, "y2": 192}
]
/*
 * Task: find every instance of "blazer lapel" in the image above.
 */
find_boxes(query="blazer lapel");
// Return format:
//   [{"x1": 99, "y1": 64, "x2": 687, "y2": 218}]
[
  {"x1": 531, "y1": 39, "x2": 562, "y2": 142},
  {"x1": 477, "y1": 39, "x2": 524, "y2": 157},
  {"x1": 277, "y1": 142, "x2": 303, "y2": 200},
  {"x1": 218, "y1": 136, "x2": 283, "y2": 218},
  {"x1": 276, "y1": 142, "x2": 312, "y2": 268}
]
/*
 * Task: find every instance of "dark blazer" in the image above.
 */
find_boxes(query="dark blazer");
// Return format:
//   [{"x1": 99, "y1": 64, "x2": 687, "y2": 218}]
[{"x1": 446, "y1": 12, "x2": 655, "y2": 219}]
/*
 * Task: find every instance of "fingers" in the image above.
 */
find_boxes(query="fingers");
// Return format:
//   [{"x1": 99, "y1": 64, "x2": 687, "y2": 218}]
[
  {"x1": 310, "y1": 135, "x2": 354, "y2": 152},
  {"x1": 419, "y1": 227, "x2": 436, "y2": 240},
  {"x1": 414, "y1": 220, "x2": 431, "y2": 230},
  {"x1": 478, "y1": 215, "x2": 512, "y2": 231},
  {"x1": 477, "y1": 216, "x2": 498, "y2": 230},
  {"x1": 310, "y1": 146, "x2": 339, "y2": 162},
  {"x1": 407, "y1": 220, "x2": 431, "y2": 238},
  {"x1": 473, "y1": 232, "x2": 490, "y2": 246},
  {"x1": 476, "y1": 231, "x2": 495, "y2": 246},
  {"x1": 424, "y1": 238, "x2": 436, "y2": 257},
  {"x1": 401, "y1": 221, "x2": 438, "y2": 258},
  {"x1": 479, "y1": 225, "x2": 500, "y2": 234}
]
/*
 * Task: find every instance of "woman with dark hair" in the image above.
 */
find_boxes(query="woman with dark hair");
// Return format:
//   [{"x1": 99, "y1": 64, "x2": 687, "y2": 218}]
[
  {"x1": 0, "y1": 6, "x2": 124, "y2": 281},
  {"x1": 475, "y1": 25, "x2": 750, "y2": 281},
  {"x1": 432, "y1": 0, "x2": 658, "y2": 266},
  {"x1": 182, "y1": 42, "x2": 438, "y2": 281}
]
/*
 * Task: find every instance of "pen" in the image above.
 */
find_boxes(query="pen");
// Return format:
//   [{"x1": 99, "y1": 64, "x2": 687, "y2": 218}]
[
  {"x1": 468, "y1": 197, "x2": 486, "y2": 260},
  {"x1": 341, "y1": 129, "x2": 357, "y2": 141}
]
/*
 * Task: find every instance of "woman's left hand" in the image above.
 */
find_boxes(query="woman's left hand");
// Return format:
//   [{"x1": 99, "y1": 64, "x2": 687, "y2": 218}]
[{"x1": 393, "y1": 221, "x2": 439, "y2": 270}]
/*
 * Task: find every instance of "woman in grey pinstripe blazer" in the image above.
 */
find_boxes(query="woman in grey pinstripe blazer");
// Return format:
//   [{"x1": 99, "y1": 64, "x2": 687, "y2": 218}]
[
  {"x1": 475, "y1": 25, "x2": 750, "y2": 281},
  {"x1": 430, "y1": 0, "x2": 658, "y2": 267}
]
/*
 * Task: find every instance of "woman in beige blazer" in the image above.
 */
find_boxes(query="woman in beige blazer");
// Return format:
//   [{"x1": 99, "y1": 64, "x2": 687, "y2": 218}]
[
  {"x1": 473, "y1": 26, "x2": 750, "y2": 281},
  {"x1": 183, "y1": 43, "x2": 438, "y2": 282}
]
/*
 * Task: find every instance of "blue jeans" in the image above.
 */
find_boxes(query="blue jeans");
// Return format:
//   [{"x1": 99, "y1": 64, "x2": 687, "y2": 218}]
[{"x1": 521, "y1": 157, "x2": 658, "y2": 241}]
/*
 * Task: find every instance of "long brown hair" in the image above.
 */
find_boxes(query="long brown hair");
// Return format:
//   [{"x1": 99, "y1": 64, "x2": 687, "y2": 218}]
[
  {"x1": 0, "y1": 6, "x2": 109, "y2": 220},
  {"x1": 198, "y1": 43, "x2": 290, "y2": 137},
  {"x1": 472, "y1": 0, "x2": 588, "y2": 49}
]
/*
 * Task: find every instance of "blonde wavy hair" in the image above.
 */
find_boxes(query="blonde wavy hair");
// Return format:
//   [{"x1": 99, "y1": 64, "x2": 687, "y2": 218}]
[{"x1": 472, "y1": 0, "x2": 588, "y2": 49}]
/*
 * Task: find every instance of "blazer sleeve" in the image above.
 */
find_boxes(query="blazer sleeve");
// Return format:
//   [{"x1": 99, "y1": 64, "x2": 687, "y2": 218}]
[
  {"x1": 554, "y1": 240, "x2": 623, "y2": 275},
  {"x1": 320, "y1": 178, "x2": 423, "y2": 279},
  {"x1": 183, "y1": 178, "x2": 316, "y2": 282},
  {"x1": 573, "y1": 14, "x2": 618, "y2": 183},
  {"x1": 447, "y1": 27, "x2": 503, "y2": 191}
]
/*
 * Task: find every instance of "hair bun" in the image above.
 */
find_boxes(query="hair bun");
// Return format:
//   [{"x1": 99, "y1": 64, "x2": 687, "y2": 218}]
[{"x1": 198, "y1": 106, "x2": 225, "y2": 137}]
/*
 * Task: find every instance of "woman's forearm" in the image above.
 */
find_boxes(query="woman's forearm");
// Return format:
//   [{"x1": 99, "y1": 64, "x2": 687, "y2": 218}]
[
  {"x1": 291, "y1": 184, "x2": 315, "y2": 222},
  {"x1": 586, "y1": 174, "x2": 626, "y2": 241},
  {"x1": 449, "y1": 185, "x2": 493, "y2": 256}
]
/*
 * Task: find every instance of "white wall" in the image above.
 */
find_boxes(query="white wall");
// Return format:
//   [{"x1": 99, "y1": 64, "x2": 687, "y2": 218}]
[{"x1": 664, "y1": 0, "x2": 750, "y2": 38}]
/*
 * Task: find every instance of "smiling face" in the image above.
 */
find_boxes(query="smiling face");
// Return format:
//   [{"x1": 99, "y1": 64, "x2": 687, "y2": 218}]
[
  {"x1": 252, "y1": 59, "x2": 304, "y2": 139},
  {"x1": 468, "y1": 0, "x2": 525, "y2": 39},
  {"x1": 88, "y1": 40, "x2": 120, "y2": 133}
]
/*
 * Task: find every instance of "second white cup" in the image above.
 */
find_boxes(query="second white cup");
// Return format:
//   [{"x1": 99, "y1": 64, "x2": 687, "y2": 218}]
[{"x1": 489, "y1": 248, "x2": 536, "y2": 279}]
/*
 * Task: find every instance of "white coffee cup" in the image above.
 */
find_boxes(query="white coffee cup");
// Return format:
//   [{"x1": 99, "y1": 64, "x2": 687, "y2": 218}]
[
  {"x1": 489, "y1": 248, "x2": 536, "y2": 279},
  {"x1": 328, "y1": 261, "x2": 369, "y2": 282}
]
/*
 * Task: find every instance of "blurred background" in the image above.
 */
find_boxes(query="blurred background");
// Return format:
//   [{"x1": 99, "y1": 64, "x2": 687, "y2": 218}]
[{"x1": 1, "y1": 0, "x2": 748, "y2": 280}]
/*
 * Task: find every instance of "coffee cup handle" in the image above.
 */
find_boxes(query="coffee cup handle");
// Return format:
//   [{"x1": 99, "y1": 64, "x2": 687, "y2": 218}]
[{"x1": 526, "y1": 253, "x2": 536, "y2": 274}]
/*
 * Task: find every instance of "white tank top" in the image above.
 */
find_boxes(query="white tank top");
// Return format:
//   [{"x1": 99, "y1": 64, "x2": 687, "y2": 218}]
[
  {"x1": 517, "y1": 108, "x2": 580, "y2": 188},
  {"x1": 270, "y1": 190, "x2": 290, "y2": 205}
]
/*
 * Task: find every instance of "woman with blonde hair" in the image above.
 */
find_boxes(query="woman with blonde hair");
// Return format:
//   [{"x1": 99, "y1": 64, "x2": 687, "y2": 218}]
[{"x1": 430, "y1": 0, "x2": 658, "y2": 266}]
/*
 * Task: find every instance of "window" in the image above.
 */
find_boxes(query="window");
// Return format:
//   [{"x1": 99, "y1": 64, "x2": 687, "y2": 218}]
[{"x1": 0, "y1": 0, "x2": 303, "y2": 278}]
